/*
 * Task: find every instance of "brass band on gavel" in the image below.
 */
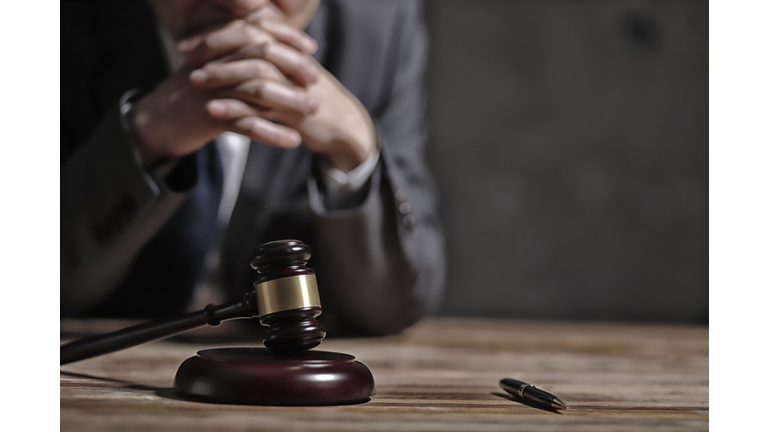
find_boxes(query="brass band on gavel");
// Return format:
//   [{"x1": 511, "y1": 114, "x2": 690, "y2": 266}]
[{"x1": 254, "y1": 275, "x2": 321, "y2": 317}]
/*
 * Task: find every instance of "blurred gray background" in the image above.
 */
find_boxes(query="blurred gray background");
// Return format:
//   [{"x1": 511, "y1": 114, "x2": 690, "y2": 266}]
[{"x1": 423, "y1": 1, "x2": 708, "y2": 324}]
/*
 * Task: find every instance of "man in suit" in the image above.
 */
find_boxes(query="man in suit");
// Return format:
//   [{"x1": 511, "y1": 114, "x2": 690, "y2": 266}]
[{"x1": 61, "y1": 0, "x2": 445, "y2": 336}]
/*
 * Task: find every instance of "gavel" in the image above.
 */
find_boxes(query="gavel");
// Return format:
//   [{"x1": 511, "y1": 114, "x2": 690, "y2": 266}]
[{"x1": 60, "y1": 240, "x2": 327, "y2": 365}]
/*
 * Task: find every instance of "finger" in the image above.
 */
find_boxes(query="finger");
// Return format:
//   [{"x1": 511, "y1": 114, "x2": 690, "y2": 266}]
[
  {"x1": 206, "y1": 99, "x2": 263, "y2": 120},
  {"x1": 248, "y1": 17, "x2": 317, "y2": 54},
  {"x1": 180, "y1": 22, "x2": 275, "y2": 68},
  {"x1": 232, "y1": 116, "x2": 303, "y2": 148},
  {"x1": 177, "y1": 34, "x2": 205, "y2": 53},
  {"x1": 190, "y1": 59, "x2": 287, "y2": 89},
  {"x1": 244, "y1": 5, "x2": 284, "y2": 27},
  {"x1": 227, "y1": 79, "x2": 318, "y2": 114},
  {"x1": 223, "y1": 42, "x2": 319, "y2": 87},
  {"x1": 177, "y1": 20, "x2": 247, "y2": 53}
]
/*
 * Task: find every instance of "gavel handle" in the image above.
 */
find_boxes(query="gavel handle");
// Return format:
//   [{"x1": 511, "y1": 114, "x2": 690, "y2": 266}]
[{"x1": 60, "y1": 292, "x2": 259, "y2": 365}]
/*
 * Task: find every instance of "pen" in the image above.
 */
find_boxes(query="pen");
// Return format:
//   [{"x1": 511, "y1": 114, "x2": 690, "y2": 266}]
[{"x1": 499, "y1": 378, "x2": 568, "y2": 410}]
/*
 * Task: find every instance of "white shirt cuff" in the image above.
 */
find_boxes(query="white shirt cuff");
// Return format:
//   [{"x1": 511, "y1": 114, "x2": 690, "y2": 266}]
[{"x1": 319, "y1": 149, "x2": 380, "y2": 201}]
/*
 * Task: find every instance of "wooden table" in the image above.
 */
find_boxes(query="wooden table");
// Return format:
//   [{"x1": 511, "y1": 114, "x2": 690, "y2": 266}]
[{"x1": 60, "y1": 318, "x2": 708, "y2": 431}]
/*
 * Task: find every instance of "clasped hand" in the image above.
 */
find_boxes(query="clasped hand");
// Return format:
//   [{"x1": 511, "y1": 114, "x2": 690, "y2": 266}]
[{"x1": 129, "y1": 13, "x2": 375, "y2": 173}]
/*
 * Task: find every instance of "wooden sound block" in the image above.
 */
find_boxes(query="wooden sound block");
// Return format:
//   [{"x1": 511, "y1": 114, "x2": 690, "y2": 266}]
[{"x1": 173, "y1": 347, "x2": 376, "y2": 405}]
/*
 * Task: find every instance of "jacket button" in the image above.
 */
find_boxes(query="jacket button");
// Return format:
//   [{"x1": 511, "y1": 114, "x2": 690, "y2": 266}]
[
  {"x1": 398, "y1": 202, "x2": 411, "y2": 215},
  {"x1": 403, "y1": 214, "x2": 416, "y2": 227}
]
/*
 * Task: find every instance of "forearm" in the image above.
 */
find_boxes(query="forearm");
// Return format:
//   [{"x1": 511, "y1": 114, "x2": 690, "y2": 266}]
[
  {"x1": 308, "y1": 157, "x2": 445, "y2": 335},
  {"x1": 61, "y1": 102, "x2": 195, "y2": 315}
]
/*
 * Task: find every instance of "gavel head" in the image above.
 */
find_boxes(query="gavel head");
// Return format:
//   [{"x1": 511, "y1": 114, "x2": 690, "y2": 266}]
[{"x1": 250, "y1": 240, "x2": 327, "y2": 354}]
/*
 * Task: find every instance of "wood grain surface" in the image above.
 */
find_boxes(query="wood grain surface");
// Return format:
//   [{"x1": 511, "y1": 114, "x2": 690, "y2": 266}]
[{"x1": 60, "y1": 318, "x2": 708, "y2": 431}]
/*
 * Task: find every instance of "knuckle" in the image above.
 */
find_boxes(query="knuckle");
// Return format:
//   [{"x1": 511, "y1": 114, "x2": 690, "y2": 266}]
[
  {"x1": 236, "y1": 26, "x2": 251, "y2": 43},
  {"x1": 203, "y1": 34, "x2": 218, "y2": 49},
  {"x1": 235, "y1": 116, "x2": 252, "y2": 128},
  {"x1": 253, "y1": 42, "x2": 270, "y2": 58},
  {"x1": 246, "y1": 80, "x2": 267, "y2": 98},
  {"x1": 232, "y1": 101, "x2": 252, "y2": 117},
  {"x1": 209, "y1": 66, "x2": 230, "y2": 82},
  {"x1": 254, "y1": 60, "x2": 277, "y2": 77},
  {"x1": 250, "y1": 15, "x2": 265, "y2": 26},
  {"x1": 249, "y1": 60, "x2": 266, "y2": 76},
  {"x1": 301, "y1": 58, "x2": 314, "y2": 72},
  {"x1": 246, "y1": 119, "x2": 265, "y2": 134},
  {"x1": 222, "y1": 103, "x2": 240, "y2": 117},
  {"x1": 245, "y1": 25, "x2": 260, "y2": 39},
  {"x1": 246, "y1": 26, "x2": 274, "y2": 44},
  {"x1": 245, "y1": 25, "x2": 259, "y2": 38}
]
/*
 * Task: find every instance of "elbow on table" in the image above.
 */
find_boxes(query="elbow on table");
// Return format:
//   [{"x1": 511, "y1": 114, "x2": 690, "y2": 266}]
[{"x1": 337, "y1": 284, "x2": 443, "y2": 337}]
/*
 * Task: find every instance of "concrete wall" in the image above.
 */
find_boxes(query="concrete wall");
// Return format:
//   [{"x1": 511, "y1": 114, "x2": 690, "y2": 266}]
[{"x1": 423, "y1": 1, "x2": 708, "y2": 323}]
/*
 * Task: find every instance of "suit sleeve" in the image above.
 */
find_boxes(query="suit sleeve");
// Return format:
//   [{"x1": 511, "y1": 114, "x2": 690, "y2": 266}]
[
  {"x1": 308, "y1": 0, "x2": 446, "y2": 335},
  {"x1": 60, "y1": 95, "x2": 196, "y2": 315}
]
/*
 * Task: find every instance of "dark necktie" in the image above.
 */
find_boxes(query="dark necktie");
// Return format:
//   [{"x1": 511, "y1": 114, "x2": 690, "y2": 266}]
[{"x1": 86, "y1": 141, "x2": 224, "y2": 318}]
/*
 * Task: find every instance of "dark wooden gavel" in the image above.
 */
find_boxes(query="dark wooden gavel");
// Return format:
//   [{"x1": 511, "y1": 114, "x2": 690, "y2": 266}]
[{"x1": 60, "y1": 240, "x2": 326, "y2": 365}]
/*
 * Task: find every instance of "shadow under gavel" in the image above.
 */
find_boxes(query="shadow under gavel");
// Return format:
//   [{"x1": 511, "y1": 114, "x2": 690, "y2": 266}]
[{"x1": 61, "y1": 240, "x2": 326, "y2": 365}]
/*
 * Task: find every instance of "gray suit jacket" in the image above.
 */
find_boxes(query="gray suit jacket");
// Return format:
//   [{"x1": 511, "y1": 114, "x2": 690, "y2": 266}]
[{"x1": 61, "y1": 0, "x2": 445, "y2": 335}]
